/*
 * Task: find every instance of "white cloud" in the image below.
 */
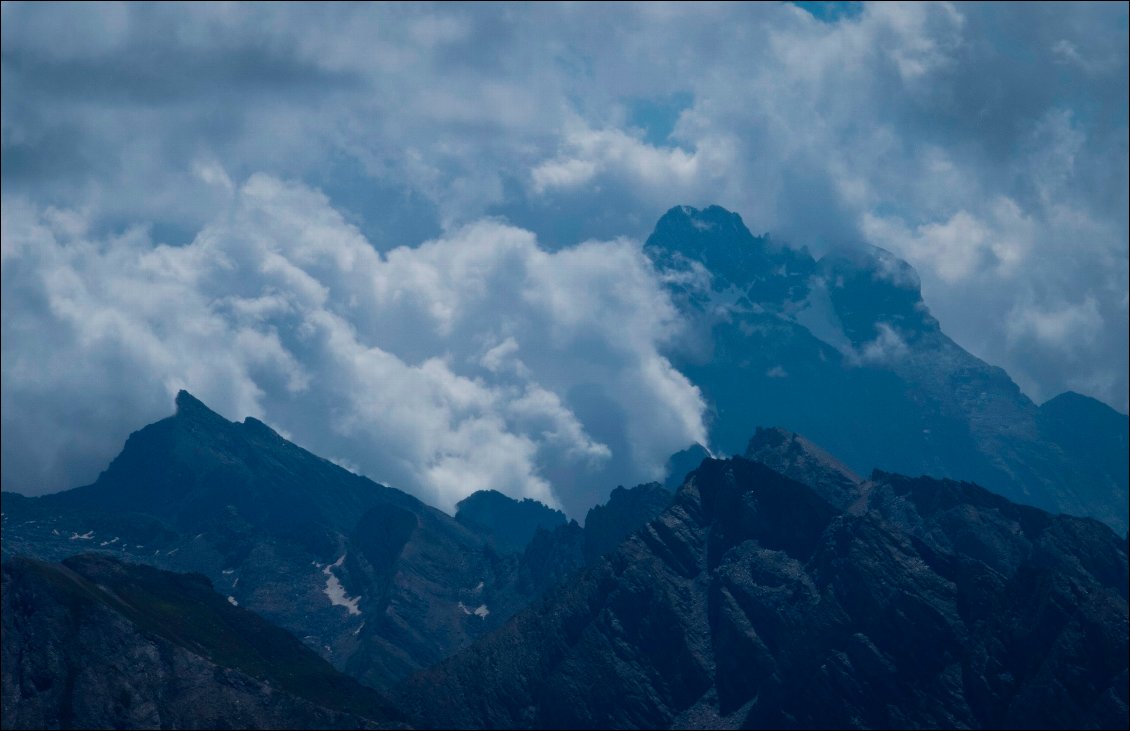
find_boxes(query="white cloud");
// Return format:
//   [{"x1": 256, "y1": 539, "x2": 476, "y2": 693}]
[
  {"x1": 1, "y1": 0, "x2": 1126, "y2": 473},
  {"x1": 861, "y1": 197, "x2": 1034, "y2": 284},
  {"x1": 1006, "y1": 297, "x2": 1103, "y2": 351},
  {"x1": 0, "y1": 176, "x2": 706, "y2": 516},
  {"x1": 854, "y1": 323, "x2": 910, "y2": 365},
  {"x1": 531, "y1": 125, "x2": 700, "y2": 195}
]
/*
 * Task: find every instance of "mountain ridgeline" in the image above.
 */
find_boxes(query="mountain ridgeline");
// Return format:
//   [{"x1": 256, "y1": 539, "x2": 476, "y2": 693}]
[
  {"x1": 2, "y1": 391, "x2": 541, "y2": 692},
  {"x1": 3, "y1": 396, "x2": 1126, "y2": 730},
  {"x1": 396, "y1": 441, "x2": 1129, "y2": 729},
  {"x1": 0, "y1": 391, "x2": 677, "y2": 698},
  {"x1": 2, "y1": 204, "x2": 1127, "y2": 730}
]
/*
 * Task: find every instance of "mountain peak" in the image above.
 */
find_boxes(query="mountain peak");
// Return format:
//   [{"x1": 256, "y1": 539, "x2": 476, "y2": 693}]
[
  {"x1": 455, "y1": 490, "x2": 567, "y2": 553},
  {"x1": 664, "y1": 443, "x2": 711, "y2": 490},
  {"x1": 645, "y1": 204, "x2": 815, "y2": 304},
  {"x1": 173, "y1": 389, "x2": 227, "y2": 424},
  {"x1": 661, "y1": 204, "x2": 749, "y2": 233},
  {"x1": 745, "y1": 427, "x2": 863, "y2": 510}
]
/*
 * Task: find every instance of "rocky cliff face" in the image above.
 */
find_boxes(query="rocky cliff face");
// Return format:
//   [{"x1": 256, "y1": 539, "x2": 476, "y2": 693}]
[
  {"x1": 1, "y1": 555, "x2": 401, "y2": 730},
  {"x1": 583, "y1": 482, "x2": 674, "y2": 563},
  {"x1": 394, "y1": 440, "x2": 1128, "y2": 730},
  {"x1": 645, "y1": 205, "x2": 1129, "y2": 532}
]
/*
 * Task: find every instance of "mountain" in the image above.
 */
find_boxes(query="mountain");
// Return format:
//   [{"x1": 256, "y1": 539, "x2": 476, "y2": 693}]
[
  {"x1": 664, "y1": 443, "x2": 712, "y2": 491},
  {"x1": 0, "y1": 391, "x2": 678, "y2": 698},
  {"x1": 0, "y1": 391, "x2": 535, "y2": 691},
  {"x1": 644, "y1": 205, "x2": 1129, "y2": 532},
  {"x1": 394, "y1": 437, "x2": 1129, "y2": 730},
  {"x1": 1, "y1": 554, "x2": 402, "y2": 729},
  {"x1": 744, "y1": 427, "x2": 863, "y2": 511},
  {"x1": 583, "y1": 482, "x2": 674, "y2": 563},
  {"x1": 455, "y1": 490, "x2": 567, "y2": 554}
]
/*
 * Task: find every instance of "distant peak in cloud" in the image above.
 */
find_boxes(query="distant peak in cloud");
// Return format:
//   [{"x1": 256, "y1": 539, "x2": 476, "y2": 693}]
[{"x1": 174, "y1": 389, "x2": 219, "y2": 420}]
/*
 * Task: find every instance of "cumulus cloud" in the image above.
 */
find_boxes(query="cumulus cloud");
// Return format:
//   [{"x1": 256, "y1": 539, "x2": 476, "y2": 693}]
[
  {"x1": 531, "y1": 124, "x2": 702, "y2": 195},
  {"x1": 1, "y1": 0, "x2": 1127, "y2": 505},
  {"x1": 853, "y1": 323, "x2": 911, "y2": 366},
  {"x1": 861, "y1": 197, "x2": 1035, "y2": 284},
  {"x1": 0, "y1": 177, "x2": 706, "y2": 516}
]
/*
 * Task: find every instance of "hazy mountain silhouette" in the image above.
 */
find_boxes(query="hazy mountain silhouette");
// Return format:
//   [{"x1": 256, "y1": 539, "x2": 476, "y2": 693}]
[{"x1": 645, "y1": 205, "x2": 1128, "y2": 532}]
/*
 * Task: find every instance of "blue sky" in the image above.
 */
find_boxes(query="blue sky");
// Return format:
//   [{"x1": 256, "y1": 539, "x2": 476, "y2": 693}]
[{"x1": 2, "y1": 2, "x2": 1127, "y2": 513}]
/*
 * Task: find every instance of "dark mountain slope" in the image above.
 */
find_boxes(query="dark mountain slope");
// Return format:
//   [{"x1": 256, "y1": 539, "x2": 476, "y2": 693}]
[
  {"x1": 1, "y1": 391, "x2": 530, "y2": 690},
  {"x1": 744, "y1": 426, "x2": 863, "y2": 510},
  {"x1": 1, "y1": 391, "x2": 681, "y2": 694},
  {"x1": 455, "y1": 489, "x2": 567, "y2": 554},
  {"x1": 1, "y1": 554, "x2": 402, "y2": 730},
  {"x1": 395, "y1": 451, "x2": 1128, "y2": 730},
  {"x1": 583, "y1": 482, "x2": 675, "y2": 563},
  {"x1": 664, "y1": 443, "x2": 712, "y2": 490}
]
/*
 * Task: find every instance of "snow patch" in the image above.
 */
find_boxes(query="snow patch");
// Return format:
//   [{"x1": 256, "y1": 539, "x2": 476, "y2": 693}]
[
  {"x1": 227, "y1": 596, "x2": 239, "y2": 606},
  {"x1": 795, "y1": 277, "x2": 854, "y2": 354},
  {"x1": 222, "y1": 569, "x2": 235, "y2": 575},
  {"x1": 99, "y1": 537, "x2": 120, "y2": 547},
  {"x1": 69, "y1": 530, "x2": 94, "y2": 540},
  {"x1": 323, "y1": 555, "x2": 362, "y2": 616},
  {"x1": 458, "y1": 601, "x2": 490, "y2": 618}
]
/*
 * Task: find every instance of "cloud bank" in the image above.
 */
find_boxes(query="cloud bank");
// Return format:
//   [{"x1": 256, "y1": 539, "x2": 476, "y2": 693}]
[
  {"x1": 1, "y1": 177, "x2": 705, "y2": 516},
  {"x1": 2, "y1": 2, "x2": 1127, "y2": 509}
]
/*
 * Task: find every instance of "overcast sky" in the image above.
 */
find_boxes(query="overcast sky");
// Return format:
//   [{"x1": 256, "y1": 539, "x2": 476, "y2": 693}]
[{"x1": 3, "y1": 2, "x2": 1127, "y2": 515}]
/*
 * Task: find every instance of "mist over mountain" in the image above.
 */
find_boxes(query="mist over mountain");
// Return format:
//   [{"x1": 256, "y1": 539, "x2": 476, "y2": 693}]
[
  {"x1": 0, "y1": 184, "x2": 706, "y2": 519},
  {"x1": 647, "y1": 204, "x2": 1128, "y2": 533}
]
